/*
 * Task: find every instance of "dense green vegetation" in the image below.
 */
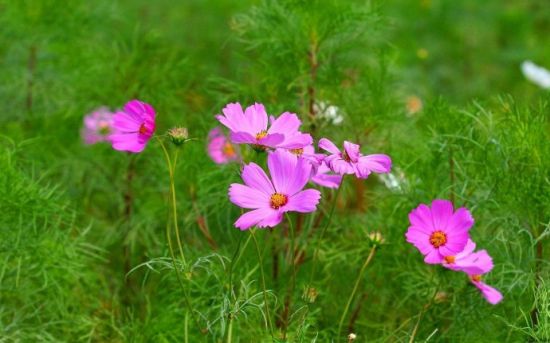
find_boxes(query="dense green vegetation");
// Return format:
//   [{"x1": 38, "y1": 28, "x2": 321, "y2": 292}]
[{"x1": 1, "y1": 1, "x2": 548, "y2": 341}]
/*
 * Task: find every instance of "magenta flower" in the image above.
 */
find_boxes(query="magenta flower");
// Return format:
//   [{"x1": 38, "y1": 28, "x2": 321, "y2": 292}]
[
  {"x1": 318, "y1": 138, "x2": 391, "y2": 179},
  {"x1": 81, "y1": 108, "x2": 115, "y2": 145},
  {"x1": 216, "y1": 102, "x2": 312, "y2": 150},
  {"x1": 441, "y1": 239, "x2": 503, "y2": 304},
  {"x1": 110, "y1": 100, "x2": 156, "y2": 153},
  {"x1": 207, "y1": 127, "x2": 240, "y2": 164},
  {"x1": 442, "y1": 239, "x2": 493, "y2": 275},
  {"x1": 405, "y1": 199, "x2": 473, "y2": 264},
  {"x1": 311, "y1": 162, "x2": 343, "y2": 189},
  {"x1": 469, "y1": 273, "x2": 503, "y2": 305},
  {"x1": 229, "y1": 149, "x2": 321, "y2": 230}
]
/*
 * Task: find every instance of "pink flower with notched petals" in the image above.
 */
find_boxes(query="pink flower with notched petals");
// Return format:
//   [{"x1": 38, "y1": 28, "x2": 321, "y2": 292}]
[
  {"x1": 284, "y1": 145, "x2": 342, "y2": 189},
  {"x1": 229, "y1": 149, "x2": 321, "y2": 230},
  {"x1": 442, "y1": 239, "x2": 493, "y2": 274},
  {"x1": 81, "y1": 108, "x2": 115, "y2": 145},
  {"x1": 318, "y1": 138, "x2": 391, "y2": 179},
  {"x1": 442, "y1": 239, "x2": 503, "y2": 304},
  {"x1": 311, "y1": 163, "x2": 343, "y2": 189},
  {"x1": 469, "y1": 274, "x2": 503, "y2": 305},
  {"x1": 207, "y1": 127, "x2": 240, "y2": 164},
  {"x1": 110, "y1": 100, "x2": 156, "y2": 153},
  {"x1": 405, "y1": 199, "x2": 473, "y2": 264},
  {"x1": 216, "y1": 102, "x2": 312, "y2": 150}
]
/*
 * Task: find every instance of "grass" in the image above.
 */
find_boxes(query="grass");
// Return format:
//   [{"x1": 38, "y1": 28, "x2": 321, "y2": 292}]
[{"x1": 1, "y1": 0, "x2": 549, "y2": 342}]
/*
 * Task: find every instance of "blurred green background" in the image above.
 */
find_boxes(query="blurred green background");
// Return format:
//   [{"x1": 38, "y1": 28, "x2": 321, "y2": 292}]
[{"x1": 1, "y1": 0, "x2": 549, "y2": 342}]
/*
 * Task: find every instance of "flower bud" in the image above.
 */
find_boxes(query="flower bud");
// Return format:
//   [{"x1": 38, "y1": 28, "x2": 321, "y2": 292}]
[
  {"x1": 168, "y1": 127, "x2": 189, "y2": 146},
  {"x1": 368, "y1": 231, "x2": 385, "y2": 246},
  {"x1": 302, "y1": 286, "x2": 319, "y2": 303},
  {"x1": 348, "y1": 333, "x2": 357, "y2": 342}
]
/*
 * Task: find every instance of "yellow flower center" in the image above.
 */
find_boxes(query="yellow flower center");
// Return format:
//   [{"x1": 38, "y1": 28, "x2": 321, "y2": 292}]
[
  {"x1": 270, "y1": 193, "x2": 288, "y2": 209},
  {"x1": 139, "y1": 123, "x2": 147, "y2": 135},
  {"x1": 290, "y1": 148, "x2": 304, "y2": 156},
  {"x1": 444, "y1": 255, "x2": 455, "y2": 264},
  {"x1": 223, "y1": 142, "x2": 236, "y2": 157},
  {"x1": 470, "y1": 275, "x2": 481, "y2": 282},
  {"x1": 342, "y1": 150, "x2": 351, "y2": 162},
  {"x1": 255, "y1": 130, "x2": 268, "y2": 140},
  {"x1": 429, "y1": 230, "x2": 447, "y2": 248},
  {"x1": 98, "y1": 122, "x2": 110, "y2": 135}
]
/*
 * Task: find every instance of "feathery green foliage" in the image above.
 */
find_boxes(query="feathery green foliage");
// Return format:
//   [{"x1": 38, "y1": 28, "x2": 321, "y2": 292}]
[{"x1": 1, "y1": 0, "x2": 548, "y2": 341}]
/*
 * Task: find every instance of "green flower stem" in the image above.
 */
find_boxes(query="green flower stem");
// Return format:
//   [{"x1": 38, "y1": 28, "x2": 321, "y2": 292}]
[
  {"x1": 308, "y1": 175, "x2": 345, "y2": 287},
  {"x1": 337, "y1": 245, "x2": 377, "y2": 340},
  {"x1": 250, "y1": 228, "x2": 275, "y2": 340},
  {"x1": 156, "y1": 137, "x2": 201, "y2": 333},
  {"x1": 408, "y1": 284, "x2": 439, "y2": 343}
]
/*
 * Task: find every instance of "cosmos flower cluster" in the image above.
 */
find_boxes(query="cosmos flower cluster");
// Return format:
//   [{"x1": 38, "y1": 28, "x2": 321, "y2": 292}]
[
  {"x1": 406, "y1": 199, "x2": 503, "y2": 304},
  {"x1": 81, "y1": 99, "x2": 503, "y2": 306},
  {"x1": 81, "y1": 99, "x2": 156, "y2": 153},
  {"x1": 212, "y1": 102, "x2": 392, "y2": 230}
]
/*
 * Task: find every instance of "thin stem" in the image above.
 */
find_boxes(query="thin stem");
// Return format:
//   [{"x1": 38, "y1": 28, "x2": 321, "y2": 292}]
[
  {"x1": 156, "y1": 137, "x2": 201, "y2": 333},
  {"x1": 224, "y1": 234, "x2": 250, "y2": 342},
  {"x1": 282, "y1": 213, "x2": 298, "y2": 337},
  {"x1": 308, "y1": 176, "x2": 345, "y2": 286},
  {"x1": 337, "y1": 246, "x2": 376, "y2": 340},
  {"x1": 226, "y1": 316, "x2": 233, "y2": 343},
  {"x1": 158, "y1": 139, "x2": 187, "y2": 265},
  {"x1": 408, "y1": 283, "x2": 439, "y2": 343},
  {"x1": 250, "y1": 229, "x2": 275, "y2": 340},
  {"x1": 185, "y1": 310, "x2": 189, "y2": 343}
]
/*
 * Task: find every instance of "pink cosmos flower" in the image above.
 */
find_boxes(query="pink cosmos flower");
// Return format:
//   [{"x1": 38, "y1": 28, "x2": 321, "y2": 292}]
[
  {"x1": 405, "y1": 199, "x2": 473, "y2": 264},
  {"x1": 311, "y1": 163, "x2": 343, "y2": 189},
  {"x1": 216, "y1": 102, "x2": 312, "y2": 150},
  {"x1": 284, "y1": 145, "x2": 342, "y2": 189},
  {"x1": 207, "y1": 127, "x2": 240, "y2": 164},
  {"x1": 110, "y1": 100, "x2": 156, "y2": 153},
  {"x1": 469, "y1": 273, "x2": 503, "y2": 305},
  {"x1": 441, "y1": 239, "x2": 503, "y2": 304},
  {"x1": 229, "y1": 149, "x2": 321, "y2": 230},
  {"x1": 442, "y1": 239, "x2": 493, "y2": 274},
  {"x1": 318, "y1": 138, "x2": 392, "y2": 179},
  {"x1": 81, "y1": 108, "x2": 115, "y2": 145}
]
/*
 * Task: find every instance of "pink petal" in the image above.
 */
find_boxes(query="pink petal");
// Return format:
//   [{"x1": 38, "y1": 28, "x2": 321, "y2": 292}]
[
  {"x1": 286, "y1": 189, "x2": 321, "y2": 213},
  {"x1": 113, "y1": 112, "x2": 141, "y2": 132},
  {"x1": 318, "y1": 138, "x2": 341, "y2": 155},
  {"x1": 456, "y1": 250, "x2": 494, "y2": 275},
  {"x1": 438, "y1": 230, "x2": 469, "y2": 256},
  {"x1": 357, "y1": 154, "x2": 392, "y2": 174},
  {"x1": 267, "y1": 149, "x2": 297, "y2": 194},
  {"x1": 230, "y1": 131, "x2": 256, "y2": 144},
  {"x1": 446, "y1": 207, "x2": 474, "y2": 233},
  {"x1": 257, "y1": 133, "x2": 285, "y2": 148},
  {"x1": 408, "y1": 204, "x2": 434, "y2": 234},
  {"x1": 218, "y1": 103, "x2": 248, "y2": 133},
  {"x1": 268, "y1": 112, "x2": 301, "y2": 135},
  {"x1": 257, "y1": 210, "x2": 284, "y2": 228},
  {"x1": 229, "y1": 184, "x2": 269, "y2": 209},
  {"x1": 455, "y1": 239, "x2": 477, "y2": 259},
  {"x1": 244, "y1": 103, "x2": 268, "y2": 133},
  {"x1": 423, "y1": 249, "x2": 443, "y2": 264},
  {"x1": 474, "y1": 281, "x2": 503, "y2": 305},
  {"x1": 241, "y1": 163, "x2": 275, "y2": 195},
  {"x1": 405, "y1": 227, "x2": 434, "y2": 255},
  {"x1": 277, "y1": 132, "x2": 313, "y2": 149},
  {"x1": 430, "y1": 199, "x2": 454, "y2": 231},
  {"x1": 329, "y1": 158, "x2": 355, "y2": 175},
  {"x1": 343, "y1": 141, "x2": 360, "y2": 162},
  {"x1": 234, "y1": 207, "x2": 277, "y2": 230},
  {"x1": 110, "y1": 133, "x2": 146, "y2": 153}
]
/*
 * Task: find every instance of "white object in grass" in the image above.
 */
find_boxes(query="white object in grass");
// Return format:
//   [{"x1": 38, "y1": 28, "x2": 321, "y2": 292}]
[{"x1": 521, "y1": 60, "x2": 550, "y2": 89}]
